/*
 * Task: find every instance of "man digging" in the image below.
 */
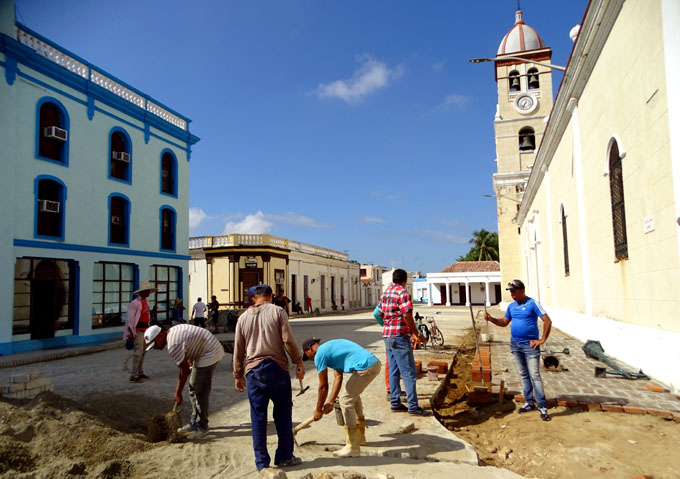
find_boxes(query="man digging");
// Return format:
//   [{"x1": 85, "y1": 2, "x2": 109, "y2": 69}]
[
  {"x1": 302, "y1": 338, "x2": 381, "y2": 457},
  {"x1": 144, "y1": 323, "x2": 225, "y2": 439},
  {"x1": 485, "y1": 279, "x2": 552, "y2": 421}
]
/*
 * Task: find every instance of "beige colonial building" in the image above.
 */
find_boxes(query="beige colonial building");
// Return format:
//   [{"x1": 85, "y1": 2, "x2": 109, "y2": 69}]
[
  {"x1": 360, "y1": 264, "x2": 384, "y2": 307},
  {"x1": 491, "y1": 0, "x2": 680, "y2": 391},
  {"x1": 188, "y1": 234, "x2": 360, "y2": 313},
  {"x1": 492, "y1": 9, "x2": 556, "y2": 304}
]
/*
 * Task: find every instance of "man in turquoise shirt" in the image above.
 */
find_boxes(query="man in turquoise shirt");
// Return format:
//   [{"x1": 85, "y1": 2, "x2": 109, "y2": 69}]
[{"x1": 302, "y1": 338, "x2": 381, "y2": 457}]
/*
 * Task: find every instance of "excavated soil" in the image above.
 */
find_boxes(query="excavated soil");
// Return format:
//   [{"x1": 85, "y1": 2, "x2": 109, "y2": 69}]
[
  {"x1": 0, "y1": 392, "x2": 157, "y2": 478},
  {"x1": 435, "y1": 330, "x2": 680, "y2": 479}
]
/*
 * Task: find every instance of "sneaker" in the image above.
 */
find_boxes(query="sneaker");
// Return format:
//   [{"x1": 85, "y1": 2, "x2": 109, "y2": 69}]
[
  {"x1": 177, "y1": 423, "x2": 196, "y2": 434},
  {"x1": 391, "y1": 404, "x2": 408, "y2": 412},
  {"x1": 518, "y1": 403, "x2": 537, "y2": 414},
  {"x1": 539, "y1": 408, "x2": 551, "y2": 421},
  {"x1": 187, "y1": 427, "x2": 208, "y2": 440},
  {"x1": 138, "y1": 374, "x2": 150, "y2": 379},
  {"x1": 275, "y1": 455, "x2": 302, "y2": 468},
  {"x1": 129, "y1": 377, "x2": 142, "y2": 383},
  {"x1": 408, "y1": 407, "x2": 430, "y2": 416}
]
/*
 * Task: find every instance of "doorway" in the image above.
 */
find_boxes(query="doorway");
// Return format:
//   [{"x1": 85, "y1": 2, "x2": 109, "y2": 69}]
[
  {"x1": 439, "y1": 285, "x2": 447, "y2": 305},
  {"x1": 241, "y1": 269, "x2": 262, "y2": 306},
  {"x1": 459, "y1": 285, "x2": 467, "y2": 305}
]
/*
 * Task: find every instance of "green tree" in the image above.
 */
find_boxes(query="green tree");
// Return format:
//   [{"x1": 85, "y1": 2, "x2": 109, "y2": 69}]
[{"x1": 457, "y1": 229, "x2": 499, "y2": 262}]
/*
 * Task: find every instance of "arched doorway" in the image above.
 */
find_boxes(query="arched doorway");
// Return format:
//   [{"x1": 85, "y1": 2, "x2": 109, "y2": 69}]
[{"x1": 30, "y1": 260, "x2": 66, "y2": 340}]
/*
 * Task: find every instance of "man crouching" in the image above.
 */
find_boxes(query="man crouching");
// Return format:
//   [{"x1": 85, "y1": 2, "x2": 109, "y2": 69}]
[{"x1": 302, "y1": 338, "x2": 381, "y2": 457}]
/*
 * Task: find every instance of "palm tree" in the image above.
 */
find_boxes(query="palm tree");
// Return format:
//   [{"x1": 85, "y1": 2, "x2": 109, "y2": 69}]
[{"x1": 458, "y1": 229, "x2": 499, "y2": 261}]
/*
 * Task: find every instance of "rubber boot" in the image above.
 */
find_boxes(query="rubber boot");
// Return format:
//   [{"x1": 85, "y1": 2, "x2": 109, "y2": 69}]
[
  {"x1": 333, "y1": 426, "x2": 361, "y2": 457},
  {"x1": 356, "y1": 416, "x2": 367, "y2": 445}
]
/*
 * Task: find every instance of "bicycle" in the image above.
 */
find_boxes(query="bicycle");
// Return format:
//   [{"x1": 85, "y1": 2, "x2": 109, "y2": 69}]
[{"x1": 418, "y1": 315, "x2": 444, "y2": 348}]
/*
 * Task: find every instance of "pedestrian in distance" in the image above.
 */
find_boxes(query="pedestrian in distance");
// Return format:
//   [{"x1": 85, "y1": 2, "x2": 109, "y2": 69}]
[
  {"x1": 273, "y1": 288, "x2": 290, "y2": 315},
  {"x1": 378, "y1": 269, "x2": 428, "y2": 415},
  {"x1": 485, "y1": 279, "x2": 552, "y2": 421},
  {"x1": 123, "y1": 281, "x2": 157, "y2": 383},
  {"x1": 191, "y1": 297, "x2": 207, "y2": 328},
  {"x1": 302, "y1": 338, "x2": 381, "y2": 457},
  {"x1": 208, "y1": 295, "x2": 220, "y2": 331},
  {"x1": 144, "y1": 322, "x2": 225, "y2": 439},
  {"x1": 172, "y1": 297, "x2": 186, "y2": 321},
  {"x1": 233, "y1": 284, "x2": 305, "y2": 472}
]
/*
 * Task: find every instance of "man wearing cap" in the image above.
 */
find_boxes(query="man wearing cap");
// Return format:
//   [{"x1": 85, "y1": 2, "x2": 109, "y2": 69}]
[
  {"x1": 233, "y1": 284, "x2": 305, "y2": 471},
  {"x1": 485, "y1": 279, "x2": 552, "y2": 421},
  {"x1": 378, "y1": 269, "x2": 427, "y2": 415},
  {"x1": 123, "y1": 281, "x2": 157, "y2": 383},
  {"x1": 302, "y1": 338, "x2": 381, "y2": 457},
  {"x1": 145, "y1": 322, "x2": 225, "y2": 439}
]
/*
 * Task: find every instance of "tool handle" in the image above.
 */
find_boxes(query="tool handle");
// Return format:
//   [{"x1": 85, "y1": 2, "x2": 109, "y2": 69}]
[
  {"x1": 172, "y1": 401, "x2": 182, "y2": 413},
  {"x1": 293, "y1": 416, "x2": 315, "y2": 433}
]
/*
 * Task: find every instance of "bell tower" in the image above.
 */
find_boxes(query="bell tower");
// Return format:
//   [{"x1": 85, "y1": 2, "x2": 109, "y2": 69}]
[{"x1": 493, "y1": 9, "x2": 554, "y2": 303}]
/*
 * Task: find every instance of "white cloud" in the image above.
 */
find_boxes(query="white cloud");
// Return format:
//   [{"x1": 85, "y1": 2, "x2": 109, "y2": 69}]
[
  {"x1": 424, "y1": 229, "x2": 468, "y2": 244},
  {"x1": 315, "y1": 55, "x2": 403, "y2": 104},
  {"x1": 267, "y1": 212, "x2": 331, "y2": 229},
  {"x1": 360, "y1": 216, "x2": 387, "y2": 224},
  {"x1": 223, "y1": 211, "x2": 274, "y2": 235},
  {"x1": 432, "y1": 61, "x2": 446, "y2": 72},
  {"x1": 437, "y1": 93, "x2": 472, "y2": 111},
  {"x1": 189, "y1": 208, "x2": 208, "y2": 230}
]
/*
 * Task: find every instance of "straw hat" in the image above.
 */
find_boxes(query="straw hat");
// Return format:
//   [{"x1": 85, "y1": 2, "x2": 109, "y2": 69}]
[{"x1": 133, "y1": 281, "x2": 158, "y2": 295}]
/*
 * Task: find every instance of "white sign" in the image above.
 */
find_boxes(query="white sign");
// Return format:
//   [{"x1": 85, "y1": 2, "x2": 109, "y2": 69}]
[{"x1": 643, "y1": 216, "x2": 655, "y2": 234}]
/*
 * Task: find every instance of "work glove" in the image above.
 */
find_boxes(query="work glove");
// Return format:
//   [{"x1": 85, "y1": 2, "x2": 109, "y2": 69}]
[{"x1": 125, "y1": 339, "x2": 134, "y2": 351}]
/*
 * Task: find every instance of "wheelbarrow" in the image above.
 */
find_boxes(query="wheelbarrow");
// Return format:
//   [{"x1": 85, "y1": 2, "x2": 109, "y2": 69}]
[{"x1": 582, "y1": 340, "x2": 649, "y2": 379}]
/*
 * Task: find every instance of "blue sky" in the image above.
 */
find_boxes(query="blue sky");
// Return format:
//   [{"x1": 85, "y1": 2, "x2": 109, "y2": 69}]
[{"x1": 16, "y1": 0, "x2": 587, "y2": 273}]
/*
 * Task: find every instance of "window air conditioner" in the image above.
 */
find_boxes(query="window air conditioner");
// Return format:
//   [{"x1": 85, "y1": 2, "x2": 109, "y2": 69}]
[
  {"x1": 38, "y1": 200, "x2": 60, "y2": 213},
  {"x1": 43, "y1": 126, "x2": 68, "y2": 141},
  {"x1": 112, "y1": 151, "x2": 130, "y2": 162},
  {"x1": 111, "y1": 216, "x2": 122, "y2": 225}
]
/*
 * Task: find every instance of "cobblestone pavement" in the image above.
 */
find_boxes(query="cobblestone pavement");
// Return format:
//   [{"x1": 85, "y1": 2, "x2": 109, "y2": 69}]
[{"x1": 484, "y1": 310, "x2": 680, "y2": 415}]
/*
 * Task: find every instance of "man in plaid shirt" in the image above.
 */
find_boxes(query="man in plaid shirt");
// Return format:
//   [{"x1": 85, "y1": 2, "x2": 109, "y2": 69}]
[{"x1": 378, "y1": 269, "x2": 428, "y2": 415}]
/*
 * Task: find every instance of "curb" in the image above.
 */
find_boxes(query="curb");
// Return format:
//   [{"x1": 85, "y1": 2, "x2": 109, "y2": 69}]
[{"x1": 0, "y1": 342, "x2": 123, "y2": 370}]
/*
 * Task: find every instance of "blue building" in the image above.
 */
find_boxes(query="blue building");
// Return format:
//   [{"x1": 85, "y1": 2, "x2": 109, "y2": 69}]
[{"x1": 0, "y1": 0, "x2": 199, "y2": 354}]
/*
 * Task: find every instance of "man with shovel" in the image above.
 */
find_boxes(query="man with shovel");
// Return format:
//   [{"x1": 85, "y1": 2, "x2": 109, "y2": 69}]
[
  {"x1": 302, "y1": 337, "x2": 381, "y2": 457},
  {"x1": 233, "y1": 284, "x2": 305, "y2": 472},
  {"x1": 484, "y1": 279, "x2": 552, "y2": 421},
  {"x1": 144, "y1": 323, "x2": 225, "y2": 439}
]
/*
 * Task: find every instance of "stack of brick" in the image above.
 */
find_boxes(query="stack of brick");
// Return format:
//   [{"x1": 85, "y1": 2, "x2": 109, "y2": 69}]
[
  {"x1": 1, "y1": 371, "x2": 53, "y2": 399},
  {"x1": 471, "y1": 344, "x2": 492, "y2": 382}
]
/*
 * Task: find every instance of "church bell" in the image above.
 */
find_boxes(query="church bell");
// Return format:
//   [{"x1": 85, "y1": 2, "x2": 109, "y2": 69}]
[
  {"x1": 520, "y1": 136, "x2": 534, "y2": 150},
  {"x1": 510, "y1": 77, "x2": 520, "y2": 90},
  {"x1": 528, "y1": 74, "x2": 539, "y2": 89}
]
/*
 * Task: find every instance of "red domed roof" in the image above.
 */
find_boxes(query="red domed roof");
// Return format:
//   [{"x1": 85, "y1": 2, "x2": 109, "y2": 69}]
[{"x1": 497, "y1": 10, "x2": 545, "y2": 55}]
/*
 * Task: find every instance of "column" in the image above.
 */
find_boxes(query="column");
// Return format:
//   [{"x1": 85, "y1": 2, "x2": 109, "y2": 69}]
[
  {"x1": 485, "y1": 281, "x2": 490, "y2": 306},
  {"x1": 427, "y1": 282, "x2": 433, "y2": 306},
  {"x1": 465, "y1": 282, "x2": 471, "y2": 307},
  {"x1": 445, "y1": 280, "x2": 451, "y2": 306}
]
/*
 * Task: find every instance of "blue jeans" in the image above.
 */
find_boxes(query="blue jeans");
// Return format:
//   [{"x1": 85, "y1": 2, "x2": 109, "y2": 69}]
[
  {"x1": 384, "y1": 335, "x2": 419, "y2": 411},
  {"x1": 246, "y1": 359, "x2": 294, "y2": 470},
  {"x1": 510, "y1": 339, "x2": 547, "y2": 409}
]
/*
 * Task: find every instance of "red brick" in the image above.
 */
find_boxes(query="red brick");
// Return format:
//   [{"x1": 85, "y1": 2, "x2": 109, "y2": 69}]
[
  {"x1": 547, "y1": 399, "x2": 558, "y2": 408},
  {"x1": 414, "y1": 360, "x2": 422, "y2": 373},
  {"x1": 647, "y1": 409, "x2": 672, "y2": 418},
  {"x1": 645, "y1": 383, "x2": 667, "y2": 393},
  {"x1": 514, "y1": 394, "x2": 525, "y2": 403},
  {"x1": 601, "y1": 404, "x2": 625, "y2": 412},
  {"x1": 471, "y1": 370, "x2": 492, "y2": 382},
  {"x1": 623, "y1": 406, "x2": 648, "y2": 415},
  {"x1": 587, "y1": 403, "x2": 602, "y2": 411},
  {"x1": 427, "y1": 361, "x2": 448, "y2": 374},
  {"x1": 631, "y1": 475, "x2": 654, "y2": 479}
]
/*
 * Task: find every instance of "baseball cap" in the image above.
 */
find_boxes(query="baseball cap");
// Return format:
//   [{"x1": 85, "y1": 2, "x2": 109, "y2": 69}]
[
  {"x1": 506, "y1": 279, "x2": 526, "y2": 291},
  {"x1": 301, "y1": 337, "x2": 321, "y2": 361},
  {"x1": 144, "y1": 325, "x2": 162, "y2": 351},
  {"x1": 249, "y1": 284, "x2": 273, "y2": 297}
]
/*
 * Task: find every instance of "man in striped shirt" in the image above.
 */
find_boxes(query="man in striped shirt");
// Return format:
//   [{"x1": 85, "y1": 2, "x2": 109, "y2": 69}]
[
  {"x1": 378, "y1": 269, "x2": 428, "y2": 416},
  {"x1": 145, "y1": 323, "x2": 225, "y2": 439}
]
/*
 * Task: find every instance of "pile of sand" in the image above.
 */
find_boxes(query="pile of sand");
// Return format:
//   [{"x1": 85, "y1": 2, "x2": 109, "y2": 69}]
[{"x1": 0, "y1": 392, "x2": 156, "y2": 478}]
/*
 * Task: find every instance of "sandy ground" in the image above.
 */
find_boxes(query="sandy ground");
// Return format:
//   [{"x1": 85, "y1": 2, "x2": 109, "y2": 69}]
[{"x1": 436, "y1": 334, "x2": 680, "y2": 479}]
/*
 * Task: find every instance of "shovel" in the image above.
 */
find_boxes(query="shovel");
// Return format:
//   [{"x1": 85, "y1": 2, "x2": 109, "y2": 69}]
[{"x1": 147, "y1": 402, "x2": 183, "y2": 443}]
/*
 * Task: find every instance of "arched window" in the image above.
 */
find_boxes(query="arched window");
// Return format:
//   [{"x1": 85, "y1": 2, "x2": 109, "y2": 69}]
[
  {"x1": 527, "y1": 67, "x2": 540, "y2": 90},
  {"x1": 519, "y1": 127, "x2": 536, "y2": 151},
  {"x1": 36, "y1": 97, "x2": 69, "y2": 165},
  {"x1": 160, "y1": 150, "x2": 177, "y2": 196},
  {"x1": 160, "y1": 206, "x2": 176, "y2": 251},
  {"x1": 34, "y1": 176, "x2": 66, "y2": 240},
  {"x1": 561, "y1": 205, "x2": 569, "y2": 276},
  {"x1": 508, "y1": 70, "x2": 521, "y2": 92},
  {"x1": 109, "y1": 194, "x2": 130, "y2": 246},
  {"x1": 109, "y1": 128, "x2": 132, "y2": 183},
  {"x1": 609, "y1": 139, "x2": 628, "y2": 261}
]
